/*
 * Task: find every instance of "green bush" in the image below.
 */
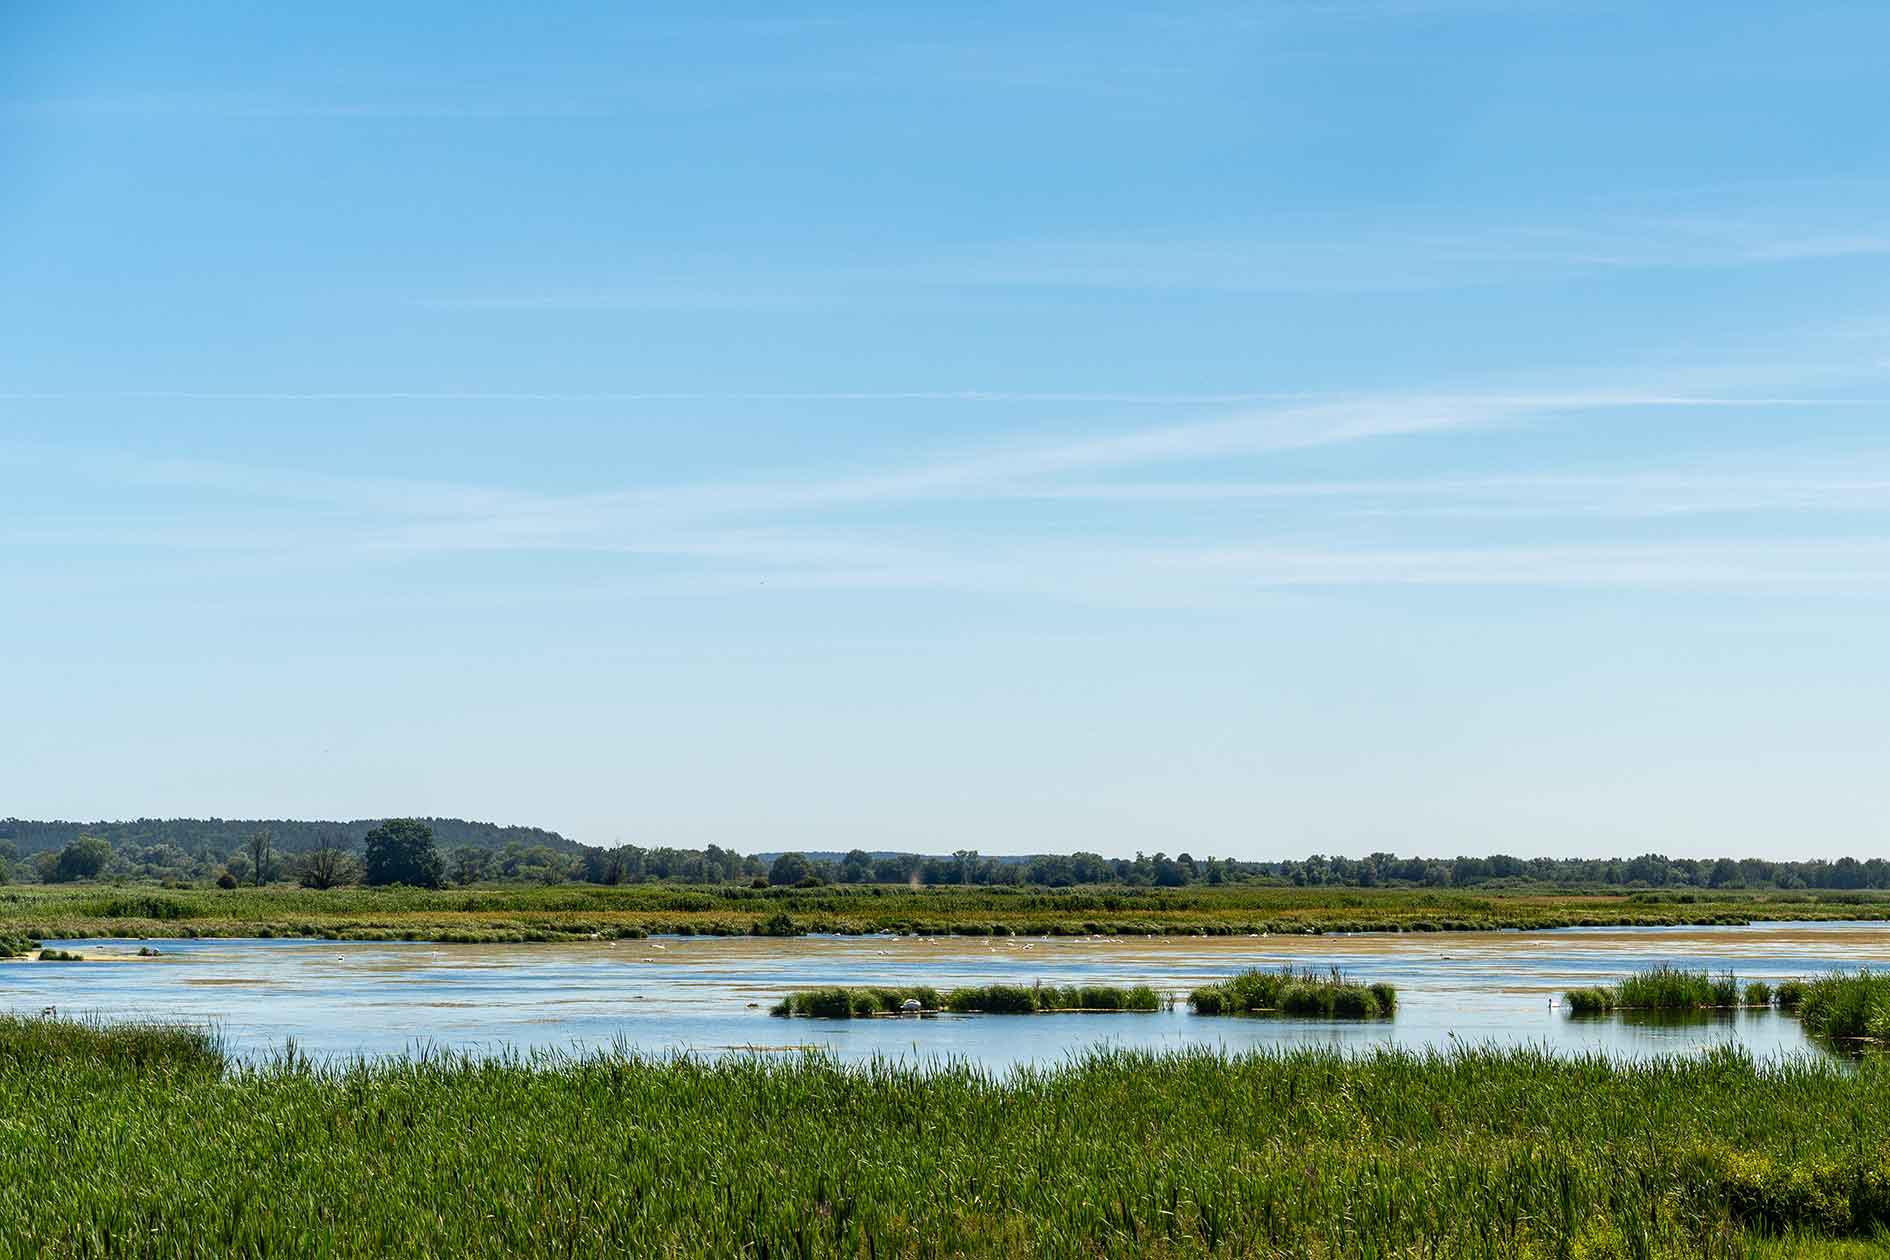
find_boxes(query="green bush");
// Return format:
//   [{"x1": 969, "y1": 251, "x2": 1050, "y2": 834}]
[
  {"x1": 1563, "y1": 987, "x2": 1613, "y2": 1014},
  {"x1": 754, "y1": 911, "x2": 797, "y2": 937}
]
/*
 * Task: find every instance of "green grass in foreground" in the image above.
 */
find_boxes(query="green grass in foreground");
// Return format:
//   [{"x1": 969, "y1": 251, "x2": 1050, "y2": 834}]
[
  {"x1": 5, "y1": 1017, "x2": 1890, "y2": 1258},
  {"x1": 772, "y1": 982, "x2": 1162, "y2": 1017},
  {"x1": 1189, "y1": 965, "x2": 1396, "y2": 1017}
]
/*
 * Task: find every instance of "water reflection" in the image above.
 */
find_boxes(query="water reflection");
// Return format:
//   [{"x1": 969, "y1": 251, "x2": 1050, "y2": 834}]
[{"x1": 3, "y1": 921, "x2": 1886, "y2": 1066}]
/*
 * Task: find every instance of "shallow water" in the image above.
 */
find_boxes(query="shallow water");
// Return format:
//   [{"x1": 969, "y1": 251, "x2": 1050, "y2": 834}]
[{"x1": 4, "y1": 920, "x2": 1886, "y2": 1065}]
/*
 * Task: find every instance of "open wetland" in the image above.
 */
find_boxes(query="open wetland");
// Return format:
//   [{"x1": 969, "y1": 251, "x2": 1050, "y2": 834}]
[{"x1": 7, "y1": 919, "x2": 1886, "y2": 1064}]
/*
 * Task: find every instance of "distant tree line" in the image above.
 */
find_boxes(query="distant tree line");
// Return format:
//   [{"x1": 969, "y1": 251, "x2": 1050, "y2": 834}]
[
  {"x1": 0, "y1": 817, "x2": 575, "y2": 859},
  {"x1": 2, "y1": 817, "x2": 1887, "y2": 893},
  {"x1": 1258, "y1": 851, "x2": 1890, "y2": 893}
]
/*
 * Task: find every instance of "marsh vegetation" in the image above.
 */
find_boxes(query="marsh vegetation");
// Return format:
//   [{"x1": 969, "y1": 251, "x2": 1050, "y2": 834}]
[
  {"x1": 1797, "y1": 970, "x2": 1890, "y2": 1043},
  {"x1": 1566, "y1": 966, "x2": 1746, "y2": 1012},
  {"x1": 1188, "y1": 966, "x2": 1396, "y2": 1017},
  {"x1": 8, "y1": 882, "x2": 1887, "y2": 946},
  {"x1": 771, "y1": 982, "x2": 1163, "y2": 1017},
  {"x1": 4, "y1": 1015, "x2": 1890, "y2": 1258},
  {"x1": 1563, "y1": 968, "x2": 1890, "y2": 1047}
]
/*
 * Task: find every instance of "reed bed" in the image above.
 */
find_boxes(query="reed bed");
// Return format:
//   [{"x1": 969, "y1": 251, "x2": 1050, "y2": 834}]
[
  {"x1": 1617, "y1": 965, "x2": 1739, "y2": 1009},
  {"x1": 1564, "y1": 986, "x2": 1614, "y2": 1014},
  {"x1": 1188, "y1": 966, "x2": 1396, "y2": 1017},
  {"x1": 0, "y1": 933, "x2": 36, "y2": 959},
  {"x1": 1566, "y1": 966, "x2": 1750, "y2": 1013},
  {"x1": 772, "y1": 982, "x2": 1161, "y2": 1017},
  {"x1": 0, "y1": 1014, "x2": 223, "y2": 1077},
  {"x1": 4, "y1": 1018, "x2": 1890, "y2": 1257},
  {"x1": 771, "y1": 986, "x2": 942, "y2": 1017},
  {"x1": 1797, "y1": 970, "x2": 1890, "y2": 1042}
]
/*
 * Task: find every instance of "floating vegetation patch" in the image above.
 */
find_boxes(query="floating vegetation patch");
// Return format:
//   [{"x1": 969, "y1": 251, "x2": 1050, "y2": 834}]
[
  {"x1": 1566, "y1": 966, "x2": 1754, "y2": 1013},
  {"x1": 770, "y1": 986, "x2": 941, "y2": 1018},
  {"x1": 1563, "y1": 987, "x2": 1613, "y2": 1015},
  {"x1": 1616, "y1": 966, "x2": 1738, "y2": 1010},
  {"x1": 1797, "y1": 969, "x2": 1890, "y2": 1043},
  {"x1": 770, "y1": 982, "x2": 1161, "y2": 1018},
  {"x1": 1188, "y1": 966, "x2": 1396, "y2": 1018},
  {"x1": 944, "y1": 983, "x2": 1162, "y2": 1014}
]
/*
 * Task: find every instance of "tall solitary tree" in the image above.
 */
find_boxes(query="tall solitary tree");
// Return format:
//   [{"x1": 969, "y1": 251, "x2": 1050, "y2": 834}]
[
  {"x1": 247, "y1": 829, "x2": 273, "y2": 888},
  {"x1": 299, "y1": 835, "x2": 357, "y2": 890},
  {"x1": 361, "y1": 818, "x2": 445, "y2": 889}
]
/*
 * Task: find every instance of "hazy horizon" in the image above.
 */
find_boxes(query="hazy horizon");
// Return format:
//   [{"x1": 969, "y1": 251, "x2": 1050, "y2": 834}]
[{"x1": 6, "y1": 2, "x2": 1890, "y2": 861}]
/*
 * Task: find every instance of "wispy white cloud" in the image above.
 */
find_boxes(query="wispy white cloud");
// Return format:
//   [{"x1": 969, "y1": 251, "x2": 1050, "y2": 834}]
[
  {"x1": 1010, "y1": 469, "x2": 1890, "y2": 519},
  {"x1": 891, "y1": 208, "x2": 1890, "y2": 294},
  {"x1": 540, "y1": 537, "x2": 1890, "y2": 607},
  {"x1": 13, "y1": 383, "x2": 1890, "y2": 602}
]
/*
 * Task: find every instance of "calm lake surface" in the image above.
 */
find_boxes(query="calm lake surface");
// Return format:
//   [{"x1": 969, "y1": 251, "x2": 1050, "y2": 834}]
[{"x1": 5, "y1": 921, "x2": 1886, "y2": 1065}]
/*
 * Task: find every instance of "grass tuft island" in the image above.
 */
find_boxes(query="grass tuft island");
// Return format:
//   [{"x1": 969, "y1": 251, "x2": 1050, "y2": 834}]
[
  {"x1": 772, "y1": 982, "x2": 1163, "y2": 1017},
  {"x1": 1563, "y1": 968, "x2": 1890, "y2": 1047},
  {"x1": 1564, "y1": 965, "x2": 1744, "y2": 1013},
  {"x1": 1189, "y1": 966, "x2": 1396, "y2": 1017}
]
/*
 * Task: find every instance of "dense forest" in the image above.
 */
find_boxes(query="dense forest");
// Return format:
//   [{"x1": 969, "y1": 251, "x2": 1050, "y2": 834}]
[
  {"x1": 2, "y1": 817, "x2": 1888, "y2": 893},
  {"x1": 0, "y1": 817, "x2": 577, "y2": 857}
]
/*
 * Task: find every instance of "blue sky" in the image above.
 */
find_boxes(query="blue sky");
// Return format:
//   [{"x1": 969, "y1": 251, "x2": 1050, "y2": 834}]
[{"x1": 5, "y1": 1, "x2": 1889, "y2": 858}]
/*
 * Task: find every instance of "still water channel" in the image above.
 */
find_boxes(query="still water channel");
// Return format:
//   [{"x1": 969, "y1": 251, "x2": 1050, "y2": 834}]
[{"x1": 4, "y1": 921, "x2": 1885, "y2": 1065}]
